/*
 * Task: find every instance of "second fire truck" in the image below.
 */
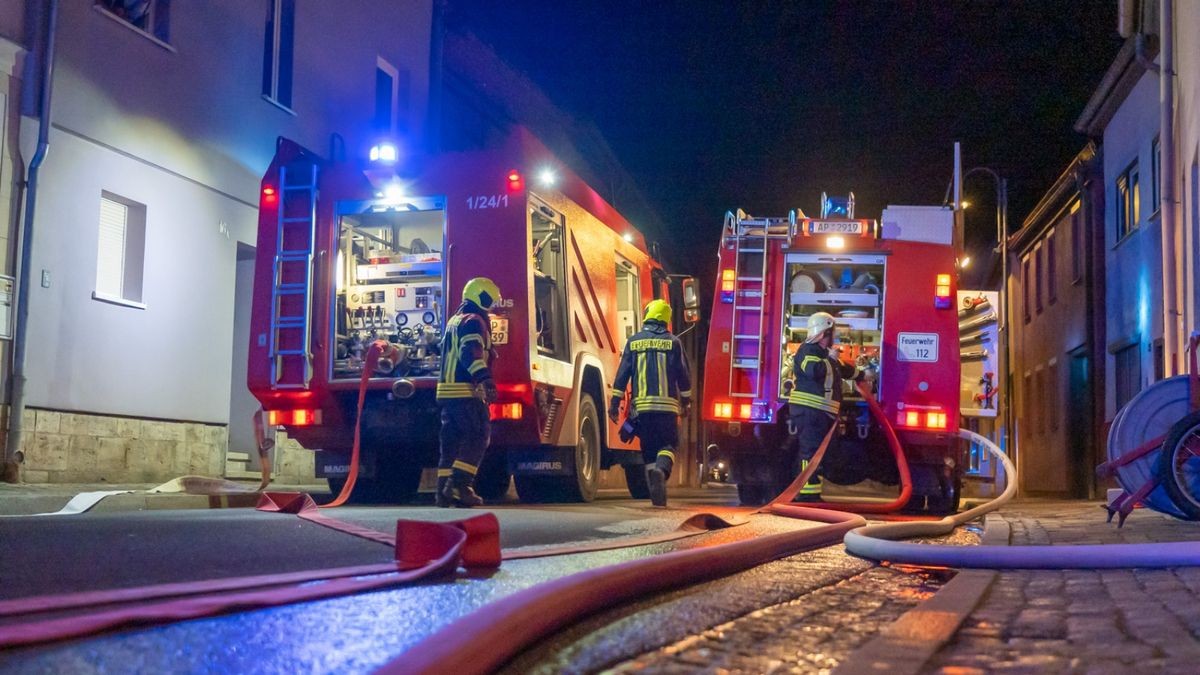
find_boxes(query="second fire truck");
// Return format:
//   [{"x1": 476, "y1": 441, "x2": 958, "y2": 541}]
[
  {"x1": 702, "y1": 194, "x2": 964, "y2": 512},
  {"x1": 247, "y1": 129, "x2": 699, "y2": 503}
]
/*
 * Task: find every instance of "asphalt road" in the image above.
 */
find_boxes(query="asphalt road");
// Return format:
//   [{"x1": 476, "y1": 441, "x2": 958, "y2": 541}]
[{"x1": 0, "y1": 486, "x2": 885, "y2": 674}]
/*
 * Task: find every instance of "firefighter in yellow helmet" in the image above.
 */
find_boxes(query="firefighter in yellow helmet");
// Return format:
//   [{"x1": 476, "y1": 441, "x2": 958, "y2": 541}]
[
  {"x1": 435, "y1": 277, "x2": 502, "y2": 507},
  {"x1": 608, "y1": 299, "x2": 692, "y2": 506},
  {"x1": 787, "y1": 311, "x2": 858, "y2": 500}
]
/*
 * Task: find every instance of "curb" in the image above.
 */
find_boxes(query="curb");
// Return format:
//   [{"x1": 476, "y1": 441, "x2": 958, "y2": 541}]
[
  {"x1": 0, "y1": 486, "x2": 330, "y2": 516},
  {"x1": 834, "y1": 514, "x2": 1009, "y2": 675}
]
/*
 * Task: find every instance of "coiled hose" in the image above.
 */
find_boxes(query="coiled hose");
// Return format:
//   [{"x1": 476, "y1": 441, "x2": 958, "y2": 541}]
[{"x1": 843, "y1": 429, "x2": 1200, "y2": 568}]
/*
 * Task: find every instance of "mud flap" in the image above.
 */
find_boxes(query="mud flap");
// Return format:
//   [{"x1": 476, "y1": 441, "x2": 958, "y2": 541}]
[{"x1": 507, "y1": 447, "x2": 575, "y2": 476}]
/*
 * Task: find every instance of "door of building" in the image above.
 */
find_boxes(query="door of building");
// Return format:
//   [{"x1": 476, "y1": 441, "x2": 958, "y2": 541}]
[{"x1": 1068, "y1": 348, "x2": 1093, "y2": 498}]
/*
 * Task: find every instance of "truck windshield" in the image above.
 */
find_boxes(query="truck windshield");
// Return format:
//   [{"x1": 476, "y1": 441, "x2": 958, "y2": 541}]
[{"x1": 332, "y1": 208, "x2": 445, "y2": 381}]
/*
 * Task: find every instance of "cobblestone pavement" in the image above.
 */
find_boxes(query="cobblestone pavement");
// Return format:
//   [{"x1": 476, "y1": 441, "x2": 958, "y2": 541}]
[
  {"x1": 927, "y1": 500, "x2": 1200, "y2": 674},
  {"x1": 506, "y1": 524, "x2": 976, "y2": 674}
]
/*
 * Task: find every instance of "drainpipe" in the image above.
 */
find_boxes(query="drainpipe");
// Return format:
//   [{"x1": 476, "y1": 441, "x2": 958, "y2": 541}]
[
  {"x1": 1157, "y1": 1, "x2": 1180, "y2": 374},
  {"x1": 4, "y1": 0, "x2": 58, "y2": 481}
]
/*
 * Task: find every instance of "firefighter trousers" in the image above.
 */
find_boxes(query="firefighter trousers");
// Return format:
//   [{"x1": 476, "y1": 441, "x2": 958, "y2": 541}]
[
  {"x1": 635, "y1": 412, "x2": 679, "y2": 479},
  {"x1": 789, "y1": 404, "x2": 837, "y2": 477},
  {"x1": 438, "y1": 398, "x2": 491, "y2": 475}
]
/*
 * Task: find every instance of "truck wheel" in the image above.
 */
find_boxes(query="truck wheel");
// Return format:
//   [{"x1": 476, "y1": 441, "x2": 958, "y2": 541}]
[
  {"x1": 563, "y1": 395, "x2": 601, "y2": 502},
  {"x1": 623, "y1": 464, "x2": 650, "y2": 499},
  {"x1": 474, "y1": 451, "x2": 512, "y2": 501}
]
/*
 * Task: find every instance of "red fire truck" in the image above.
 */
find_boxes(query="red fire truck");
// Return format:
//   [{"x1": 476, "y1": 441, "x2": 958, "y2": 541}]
[
  {"x1": 248, "y1": 129, "x2": 698, "y2": 503},
  {"x1": 701, "y1": 194, "x2": 964, "y2": 512}
]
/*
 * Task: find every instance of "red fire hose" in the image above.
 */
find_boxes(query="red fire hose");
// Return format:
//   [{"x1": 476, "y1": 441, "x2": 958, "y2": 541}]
[
  {"x1": 323, "y1": 340, "x2": 386, "y2": 508},
  {"x1": 767, "y1": 381, "x2": 912, "y2": 514}
]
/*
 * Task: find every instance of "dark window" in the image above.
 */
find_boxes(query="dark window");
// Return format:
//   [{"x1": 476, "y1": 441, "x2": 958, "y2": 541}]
[
  {"x1": 1071, "y1": 206, "x2": 1083, "y2": 283},
  {"x1": 1153, "y1": 338, "x2": 1165, "y2": 381},
  {"x1": 1022, "y1": 256, "x2": 1031, "y2": 323},
  {"x1": 1035, "y1": 368, "x2": 1045, "y2": 435},
  {"x1": 1048, "y1": 361, "x2": 1059, "y2": 432},
  {"x1": 1116, "y1": 161, "x2": 1140, "y2": 240},
  {"x1": 1047, "y1": 229, "x2": 1057, "y2": 304},
  {"x1": 96, "y1": 0, "x2": 171, "y2": 42},
  {"x1": 1114, "y1": 342, "x2": 1142, "y2": 410},
  {"x1": 1151, "y1": 136, "x2": 1161, "y2": 210},
  {"x1": 1034, "y1": 244, "x2": 1043, "y2": 313},
  {"x1": 262, "y1": 0, "x2": 296, "y2": 108}
]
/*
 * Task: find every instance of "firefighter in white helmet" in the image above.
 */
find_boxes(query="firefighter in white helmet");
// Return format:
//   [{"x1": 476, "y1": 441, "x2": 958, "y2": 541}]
[
  {"x1": 435, "y1": 277, "x2": 502, "y2": 507},
  {"x1": 608, "y1": 299, "x2": 693, "y2": 507},
  {"x1": 786, "y1": 311, "x2": 858, "y2": 500}
]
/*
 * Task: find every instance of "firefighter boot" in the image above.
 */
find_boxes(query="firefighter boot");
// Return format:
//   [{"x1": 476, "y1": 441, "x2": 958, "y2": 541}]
[
  {"x1": 795, "y1": 459, "x2": 823, "y2": 502},
  {"x1": 435, "y1": 470, "x2": 452, "y2": 508},
  {"x1": 647, "y1": 464, "x2": 667, "y2": 507},
  {"x1": 441, "y1": 470, "x2": 484, "y2": 508}
]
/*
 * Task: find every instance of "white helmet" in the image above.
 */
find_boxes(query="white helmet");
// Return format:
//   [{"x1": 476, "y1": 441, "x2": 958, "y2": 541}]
[{"x1": 804, "y1": 312, "x2": 836, "y2": 343}]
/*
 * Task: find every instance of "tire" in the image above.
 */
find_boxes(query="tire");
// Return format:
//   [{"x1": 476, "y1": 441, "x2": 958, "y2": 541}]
[
  {"x1": 1154, "y1": 410, "x2": 1200, "y2": 520},
  {"x1": 562, "y1": 395, "x2": 602, "y2": 502},
  {"x1": 474, "y1": 451, "x2": 512, "y2": 501},
  {"x1": 624, "y1": 464, "x2": 650, "y2": 499}
]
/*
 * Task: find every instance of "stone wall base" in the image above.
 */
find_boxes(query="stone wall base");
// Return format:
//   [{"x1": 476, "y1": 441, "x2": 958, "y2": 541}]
[{"x1": 1, "y1": 406, "x2": 315, "y2": 485}]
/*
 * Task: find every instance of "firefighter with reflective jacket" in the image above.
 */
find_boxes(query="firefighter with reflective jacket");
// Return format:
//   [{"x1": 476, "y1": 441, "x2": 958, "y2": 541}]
[
  {"x1": 787, "y1": 311, "x2": 857, "y2": 500},
  {"x1": 436, "y1": 277, "x2": 502, "y2": 507},
  {"x1": 608, "y1": 299, "x2": 693, "y2": 507}
]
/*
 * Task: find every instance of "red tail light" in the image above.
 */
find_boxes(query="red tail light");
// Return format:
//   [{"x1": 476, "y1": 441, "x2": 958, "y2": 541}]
[
  {"x1": 896, "y1": 405, "x2": 948, "y2": 430},
  {"x1": 713, "y1": 402, "x2": 733, "y2": 419},
  {"x1": 935, "y1": 273, "x2": 952, "y2": 309},
  {"x1": 506, "y1": 169, "x2": 524, "y2": 193},
  {"x1": 489, "y1": 402, "x2": 523, "y2": 420},
  {"x1": 267, "y1": 409, "x2": 321, "y2": 426}
]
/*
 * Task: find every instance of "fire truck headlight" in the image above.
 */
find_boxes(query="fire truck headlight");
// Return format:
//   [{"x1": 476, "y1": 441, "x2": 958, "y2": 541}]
[
  {"x1": 826, "y1": 235, "x2": 845, "y2": 249},
  {"x1": 370, "y1": 142, "x2": 399, "y2": 164}
]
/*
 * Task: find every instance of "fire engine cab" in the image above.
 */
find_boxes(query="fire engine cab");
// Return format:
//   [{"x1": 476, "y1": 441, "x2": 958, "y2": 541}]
[
  {"x1": 701, "y1": 194, "x2": 964, "y2": 512},
  {"x1": 248, "y1": 129, "x2": 698, "y2": 503}
]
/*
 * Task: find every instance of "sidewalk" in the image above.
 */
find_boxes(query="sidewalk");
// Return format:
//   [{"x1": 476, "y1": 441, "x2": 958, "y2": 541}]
[
  {"x1": 919, "y1": 500, "x2": 1200, "y2": 674},
  {"x1": 0, "y1": 479, "x2": 329, "y2": 516}
]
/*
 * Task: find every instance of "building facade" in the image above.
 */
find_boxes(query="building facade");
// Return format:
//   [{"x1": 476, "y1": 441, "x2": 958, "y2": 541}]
[
  {"x1": 1007, "y1": 144, "x2": 1106, "y2": 497},
  {"x1": 1, "y1": 1, "x2": 433, "y2": 483}
]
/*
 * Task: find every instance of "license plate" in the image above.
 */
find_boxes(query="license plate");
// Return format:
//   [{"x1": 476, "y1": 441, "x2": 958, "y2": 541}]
[{"x1": 809, "y1": 220, "x2": 864, "y2": 235}]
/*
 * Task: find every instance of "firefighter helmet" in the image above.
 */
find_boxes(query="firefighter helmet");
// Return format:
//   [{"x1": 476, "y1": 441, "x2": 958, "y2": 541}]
[
  {"x1": 804, "y1": 311, "x2": 836, "y2": 343},
  {"x1": 462, "y1": 277, "x2": 502, "y2": 309},
  {"x1": 644, "y1": 299, "x2": 672, "y2": 325}
]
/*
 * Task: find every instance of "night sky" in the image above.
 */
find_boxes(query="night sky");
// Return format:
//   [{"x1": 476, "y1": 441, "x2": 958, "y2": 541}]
[{"x1": 446, "y1": 1, "x2": 1123, "y2": 286}]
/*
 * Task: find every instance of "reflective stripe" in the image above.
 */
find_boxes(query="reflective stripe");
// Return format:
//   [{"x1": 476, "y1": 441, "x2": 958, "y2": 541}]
[
  {"x1": 679, "y1": 388, "x2": 693, "y2": 398},
  {"x1": 460, "y1": 334, "x2": 484, "y2": 346},
  {"x1": 657, "y1": 449, "x2": 675, "y2": 462},
  {"x1": 656, "y1": 353, "x2": 668, "y2": 399},
  {"x1": 468, "y1": 359, "x2": 488, "y2": 375},
  {"x1": 801, "y1": 355, "x2": 823, "y2": 371},
  {"x1": 437, "y1": 383, "x2": 477, "y2": 399},
  {"x1": 452, "y1": 460, "x2": 478, "y2": 475},
  {"x1": 799, "y1": 460, "x2": 823, "y2": 494},
  {"x1": 787, "y1": 391, "x2": 839, "y2": 413},
  {"x1": 633, "y1": 396, "x2": 680, "y2": 413},
  {"x1": 636, "y1": 353, "x2": 647, "y2": 400},
  {"x1": 437, "y1": 468, "x2": 452, "y2": 477},
  {"x1": 611, "y1": 388, "x2": 624, "y2": 400}
]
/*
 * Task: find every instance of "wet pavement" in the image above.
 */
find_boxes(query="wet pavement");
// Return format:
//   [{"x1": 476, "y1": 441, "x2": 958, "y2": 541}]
[{"x1": 927, "y1": 501, "x2": 1200, "y2": 674}]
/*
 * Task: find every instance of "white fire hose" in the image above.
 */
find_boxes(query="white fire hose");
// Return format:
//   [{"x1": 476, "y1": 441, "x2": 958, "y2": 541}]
[{"x1": 843, "y1": 429, "x2": 1200, "y2": 568}]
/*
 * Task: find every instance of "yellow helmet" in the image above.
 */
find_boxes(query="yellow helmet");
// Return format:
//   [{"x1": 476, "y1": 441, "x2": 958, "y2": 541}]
[
  {"x1": 644, "y1": 299, "x2": 672, "y2": 325},
  {"x1": 462, "y1": 277, "x2": 501, "y2": 309}
]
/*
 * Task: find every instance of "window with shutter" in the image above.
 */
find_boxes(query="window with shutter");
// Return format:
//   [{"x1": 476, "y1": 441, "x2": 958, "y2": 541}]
[{"x1": 94, "y1": 192, "x2": 147, "y2": 307}]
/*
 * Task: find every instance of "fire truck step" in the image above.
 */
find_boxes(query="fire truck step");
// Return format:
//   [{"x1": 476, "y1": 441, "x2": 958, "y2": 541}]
[
  {"x1": 737, "y1": 248, "x2": 765, "y2": 253},
  {"x1": 281, "y1": 217, "x2": 315, "y2": 223},
  {"x1": 283, "y1": 184, "x2": 317, "y2": 191},
  {"x1": 277, "y1": 251, "x2": 312, "y2": 259},
  {"x1": 273, "y1": 285, "x2": 306, "y2": 293}
]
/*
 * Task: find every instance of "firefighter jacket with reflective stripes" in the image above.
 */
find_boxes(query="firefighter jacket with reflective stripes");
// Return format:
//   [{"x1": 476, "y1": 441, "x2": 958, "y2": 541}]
[
  {"x1": 437, "y1": 301, "x2": 493, "y2": 400},
  {"x1": 787, "y1": 342, "x2": 856, "y2": 415},
  {"x1": 611, "y1": 320, "x2": 693, "y2": 414}
]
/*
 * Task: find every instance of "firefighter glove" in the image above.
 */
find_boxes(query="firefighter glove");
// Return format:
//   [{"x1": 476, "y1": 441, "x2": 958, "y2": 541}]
[
  {"x1": 480, "y1": 379, "x2": 498, "y2": 404},
  {"x1": 608, "y1": 398, "x2": 621, "y2": 424}
]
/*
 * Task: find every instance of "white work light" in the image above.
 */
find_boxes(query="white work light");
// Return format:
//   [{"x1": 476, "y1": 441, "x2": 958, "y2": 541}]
[
  {"x1": 370, "y1": 142, "x2": 399, "y2": 164},
  {"x1": 538, "y1": 168, "x2": 557, "y2": 187}
]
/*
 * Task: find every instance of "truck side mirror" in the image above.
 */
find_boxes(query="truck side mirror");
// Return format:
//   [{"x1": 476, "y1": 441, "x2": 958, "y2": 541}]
[{"x1": 681, "y1": 277, "x2": 700, "y2": 324}]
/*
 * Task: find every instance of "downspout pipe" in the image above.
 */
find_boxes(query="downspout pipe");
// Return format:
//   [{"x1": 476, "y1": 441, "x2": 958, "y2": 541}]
[
  {"x1": 1155, "y1": 2, "x2": 1180, "y2": 374},
  {"x1": 4, "y1": 0, "x2": 58, "y2": 481}
]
